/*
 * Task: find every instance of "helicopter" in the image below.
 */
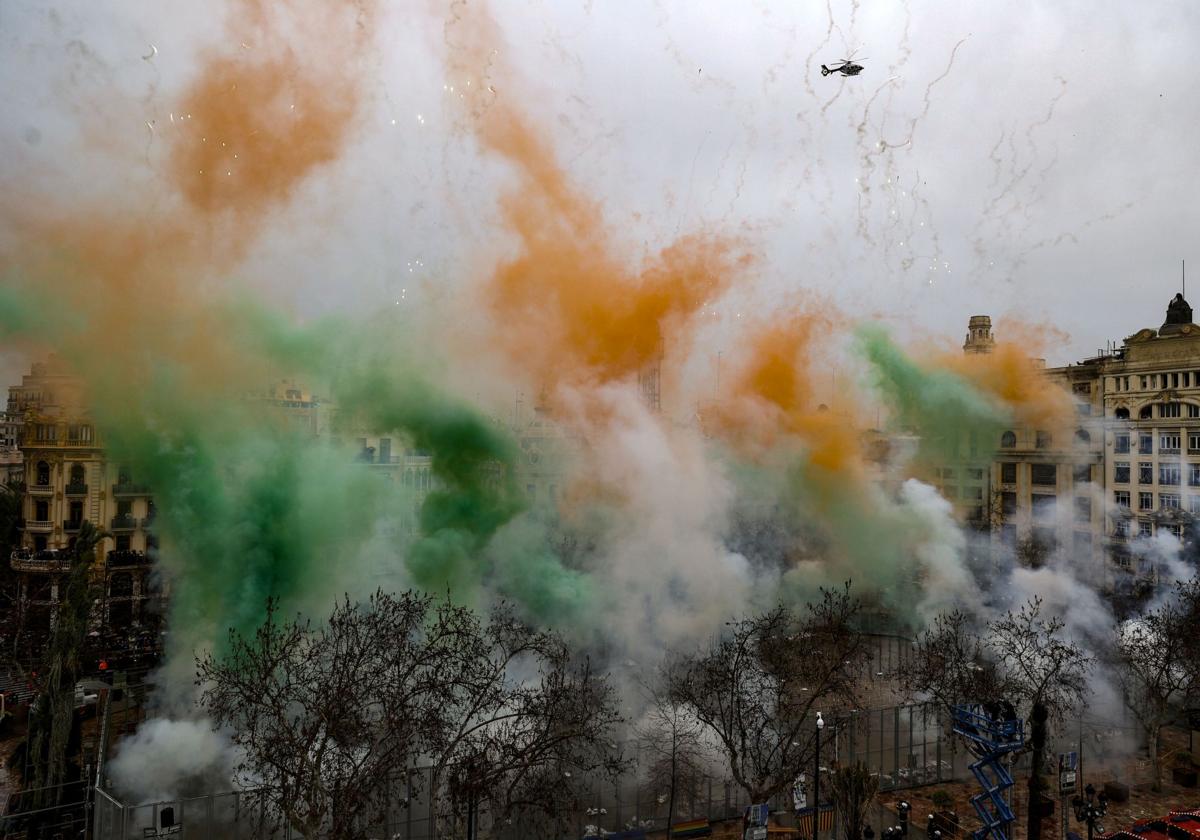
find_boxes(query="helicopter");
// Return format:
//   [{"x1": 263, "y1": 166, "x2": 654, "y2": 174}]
[{"x1": 821, "y1": 58, "x2": 865, "y2": 77}]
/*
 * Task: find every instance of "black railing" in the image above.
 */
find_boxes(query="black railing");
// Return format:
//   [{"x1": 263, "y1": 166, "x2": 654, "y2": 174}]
[
  {"x1": 110, "y1": 515, "x2": 137, "y2": 531},
  {"x1": 65, "y1": 482, "x2": 88, "y2": 495},
  {"x1": 106, "y1": 549, "x2": 149, "y2": 567},
  {"x1": 63, "y1": 519, "x2": 83, "y2": 532},
  {"x1": 111, "y1": 483, "x2": 151, "y2": 496}
]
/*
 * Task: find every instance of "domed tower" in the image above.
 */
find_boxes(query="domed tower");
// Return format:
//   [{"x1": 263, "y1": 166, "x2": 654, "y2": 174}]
[
  {"x1": 1159, "y1": 293, "x2": 1194, "y2": 335},
  {"x1": 963, "y1": 315, "x2": 996, "y2": 355}
]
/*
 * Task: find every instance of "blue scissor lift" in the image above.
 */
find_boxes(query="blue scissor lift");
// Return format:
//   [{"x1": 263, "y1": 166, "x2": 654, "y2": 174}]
[{"x1": 952, "y1": 704, "x2": 1026, "y2": 840}]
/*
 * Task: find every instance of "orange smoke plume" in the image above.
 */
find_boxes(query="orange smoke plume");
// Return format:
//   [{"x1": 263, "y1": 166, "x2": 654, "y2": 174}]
[
  {"x1": 445, "y1": 5, "x2": 753, "y2": 395},
  {"x1": 937, "y1": 325, "x2": 1076, "y2": 432},
  {"x1": 2, "y1": 0, "x2": 375, "y2": 388},
  {"x1": 705, "y1": 308, "x2": 865, "y2": 476}
]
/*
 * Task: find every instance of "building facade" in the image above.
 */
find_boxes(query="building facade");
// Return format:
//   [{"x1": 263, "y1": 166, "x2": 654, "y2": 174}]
[
  {"x1": 968, "y1": 295, "x2": 1200, "y2": 586},
  {"x1": 8, "y1": 357, "x2": 157, "y2": 632}
]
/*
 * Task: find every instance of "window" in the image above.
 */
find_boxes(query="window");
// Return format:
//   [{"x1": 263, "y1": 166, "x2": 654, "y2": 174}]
[
  {"x1": 1114, "y1": 520, "x2": 1130, "y2": 538},
  {"x1": 378, "y1": 438, "x2": 392, "y2": 463},
  {"x1": 1001, "y1": 492, "x2": 1017, "y2": 516},
  {"x1": 1160, "y1": 463, "x2": 1181, "y2": 485},
  {"x1": 115, "y1": 534, "x2": 131, "y2": 551},
  {"x1": 1190, "y1": 464, "x2": 1200, "y2": 486},
  {"x1": 1000, "y1": 430, "x2": 1016, "y2": 448},
  {"x1": 35, "y1": 461, "x2": 50, "y2": 486},
  {"x1": 1114, "y1": 490, "x2": 1131, "y2": 508},
  {"x1": 1031, "y1": 464, "x2": 1056, "y2": 486},
  {"x1": 1162, "y1": 402, "x2": 1181, "y2": 418},
  {"x1": 1001, "y1": 463, "x2": 1017, "y2": 484},
  {"x1": 1032, "y1": 494, "x2": 1056, "y2": 519},
  {"x1": 1075, "y1": 428, "x2": 1091, "y2": 445},
  {"x1": 69, "y1": 463, "x2": 85, "y2": 484},
  {"x1": 965, "y1": 486, "x2": 983, "y2": 500},
  {"x1": 1160, "y1": 431, "x2": 1181, "y2": 453},
  {"x1": 1001, "y1": 524, "x2": 1017, "y2": 547},
  {"x1": 1073, "y1": 464, "x2": 1091, "y2": 483},
  {"x1": 1141, "y1": 375, "x2": 1150, "y2": 389},
  {"x1": 1139, "y1": 462, "x2": 1153, "y2": 484},
  {"x1": 1115, "y1": 408, "x2": 1131, "y2": 421},
  {"x1": 1162, "y1": 493, "x2": 1182, "y2": 510},
  {"x1": 1073, "y1": 532, "x2": 1092, "y2": 555},
  {"x1": 1073, "y1": 382, "x2": 1091, "y2": 395},
  {"x1": 68, "y1": 501, "x2": 82, "y2": 524},
  {"x1": 1139, "y1": 433, "x2": 1153, "y2": 454},
  {"x1": 67, "y1": 424, "x2": 93, "y2": 442},
  {"x1": 35, "y1": 423, "x2": 56, "y2": 442},
  {"x1": 1036, "y1": 431, "x2": 1052, "y2": 449},
  {"x1": 1191, "y1": 432, "x2": 1200, "y2": 452},
  {"x1": 1139, "y1": 492, "x2": 1154, "y2": 510},
  {"x1": 1190, "y1": 495, "x2": 1200, "y2": 515},
  {"x1": 967, "y1": 468, "x2": 984, "y2": 480},
  {"x1": 1140, "y1": 406, "x2": 1154, "y2": 420},
  {"x1": 1074, "y1": 497, "x2": 1091, "y2": 523},
  {"x1": 1173, "y1": 373, "x2": 1181, "y2": 388},
  {"x1": 942, "y1": 485, "x2": 959, "y2": 498},
  {"x1": 34, "y1": 500, "x2": 49, "y2": 521},
  {"x1": 1115, "y1": 462, "x2": 1130, "y2": 483},
  {"x1": 1125, "y1": 376, "x2": 1131, "y2": 390},
  {"x1": 941, "y1": 468, "x2": 957, "y2": 480},
  {"x1": 1115, "y1": 432, "x2": 1131, "y2": 453},
  {"x1": 1138, "y1": 521, "x2": 1153, "y2": 538}
]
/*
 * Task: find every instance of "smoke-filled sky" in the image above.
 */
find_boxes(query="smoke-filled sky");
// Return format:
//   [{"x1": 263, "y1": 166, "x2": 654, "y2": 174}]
[
  {"x1": 4, "y1": 0, "x2": 1193, "y2": 799},
  {"x1": 3, "y1": 0, "x2": 1197, "y2": 386}
]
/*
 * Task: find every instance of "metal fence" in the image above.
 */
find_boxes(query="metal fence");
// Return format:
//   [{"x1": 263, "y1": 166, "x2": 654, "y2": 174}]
[{"x1": 91, "y1": 700, "x2": 965, "y2": 840}]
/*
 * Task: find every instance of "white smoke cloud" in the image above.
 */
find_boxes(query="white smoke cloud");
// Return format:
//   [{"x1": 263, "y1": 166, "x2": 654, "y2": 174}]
[{"x1": 107, "y1": 717, "x2": 241, "y2": 804}]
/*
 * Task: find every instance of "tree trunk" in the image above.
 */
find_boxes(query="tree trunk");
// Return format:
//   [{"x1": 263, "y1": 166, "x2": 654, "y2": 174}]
[
  {"x1": 667, "y1": 733, "x2": 678, "y2": 833},
  {"x1": 1149, "y1": 723, "x2": 1162, "y2": 792},
  {"x1": 1027, "y1": 702, "x2": 1048, "y2": 840}
]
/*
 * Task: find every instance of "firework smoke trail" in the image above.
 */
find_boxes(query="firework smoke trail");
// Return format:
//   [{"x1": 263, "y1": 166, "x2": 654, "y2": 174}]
[{"x1": 970, "y1": 77, "x2": 1069, "y2": 272}]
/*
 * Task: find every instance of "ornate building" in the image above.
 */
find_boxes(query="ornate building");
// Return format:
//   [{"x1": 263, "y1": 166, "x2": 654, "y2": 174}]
[
  {"x1": 8, "y1": 357, "x2": 157, "y2": 632},
  {"x1": 972, "y1": 293, "x2": 1200, "y2": 586}
]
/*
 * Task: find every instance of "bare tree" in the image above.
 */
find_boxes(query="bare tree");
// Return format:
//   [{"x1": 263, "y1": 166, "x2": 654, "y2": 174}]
[
  {"x1": 988, "y1": 598, "x2": 1092, "y2": 840},
  {"x1": 1113, "y1": 580, "x2": 1196, "y2": 790},
  {"x1": 899, "y1": 598, "x2": 1091, "y2": 840},
  {"x1": 897, "y1": 609, "x2": 1009, "y2": 717},
  {"x1": 636, "y1": 663, "x2": 710, "y2": 831},
  {"x1": 829, "y1": 763, "x2": 879, "y2": 840},
  {"x1": 198, "y1": 591, "x2": 622, "y2": 840},
  {"x1": 667, "y1": 584, "x2": 867, "y2": 803},
  {"x1": 425, "y1": 603, "x2": 623, "y2": 837}
]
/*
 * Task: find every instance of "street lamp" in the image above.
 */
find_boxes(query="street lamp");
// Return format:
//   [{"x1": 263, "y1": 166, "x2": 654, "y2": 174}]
[
  {"x1": 1071, "y1": 783, "x2": 1108, "y2": 840},
  {"x1": 927, "y1": 813, "x2": 943, "y2": 840},
  {"x1": 815, "y1": 713, "x2": 825, "y2": 840}
]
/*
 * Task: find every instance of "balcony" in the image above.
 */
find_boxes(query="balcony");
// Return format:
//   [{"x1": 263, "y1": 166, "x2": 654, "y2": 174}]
[
  {"x1": 63, "y1": 519, "x2": 83, "y2": 533},
  {"x1": 112, "y1": 482, "x2": 151, "y2": 497},
  {"x1": 29, "y1": 483, "x2": 53, "y2": 495},
  {"x1": 110, "y1": 514, "x2": 138, "y2": 531},
  {"x1": 10, "y1": 549, "x2": 71, "y2": 573},
  {"x1": 106, "y1": 549, "x2": 150, "y2": 567},
  {"x1": 25, "y1": 519, "x2": 53, "y2": 532},
  {"x1": 64, "y1": 482, "x2": 88, "y2": 496}
]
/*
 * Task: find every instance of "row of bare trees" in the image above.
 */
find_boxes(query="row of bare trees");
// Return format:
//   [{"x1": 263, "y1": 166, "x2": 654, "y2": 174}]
[
  {"x1": 197, "y1": 576, "x2": 1200, "y2": 840},
  {"x1": 197, "y1": 592, "x2": 621, "y2": 840}
]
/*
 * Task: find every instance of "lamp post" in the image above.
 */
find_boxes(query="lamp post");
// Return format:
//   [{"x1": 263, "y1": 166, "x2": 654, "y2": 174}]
[
  {"x1": 1071, "y1": 783, "x2": 1107, "y2": 840},
  {"x1": 815, "y1": 713, "x2": 825, "y2": 840}
]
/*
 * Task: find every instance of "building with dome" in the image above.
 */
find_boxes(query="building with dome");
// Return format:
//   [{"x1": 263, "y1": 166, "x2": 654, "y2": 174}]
[{"x1": 973, "y1": 292, "x2": 1200, "y2": 587}]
